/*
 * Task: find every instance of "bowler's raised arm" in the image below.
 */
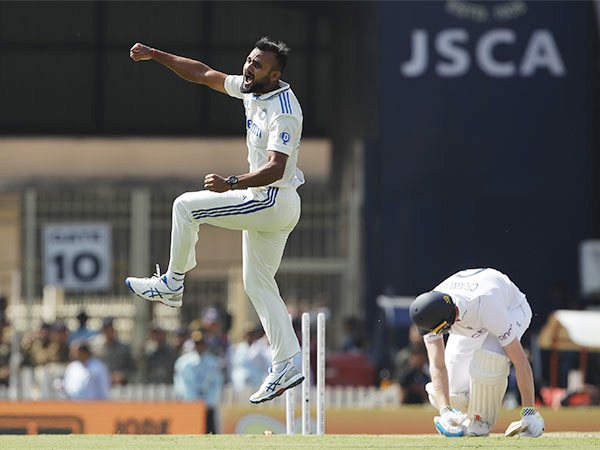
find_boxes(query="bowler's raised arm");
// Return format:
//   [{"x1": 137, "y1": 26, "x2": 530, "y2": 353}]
[{"x1": 129, "y1": 42, "x2": 228, "y2": 94}]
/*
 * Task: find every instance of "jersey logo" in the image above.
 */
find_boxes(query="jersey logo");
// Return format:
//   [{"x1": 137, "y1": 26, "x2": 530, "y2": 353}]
[
  {"x1": 278, "y1": 92, "x2": 293, "y2": 114},
  {"x1": 471, "y1": 329, "x2": 485, "y2": 339},
  {"x1": 498, "y1": 323, "x2": 513, "y2": 341},
  {"x1": 246, "y1": 119, "x2": 263, "y2": 138},
  {"x1": 280, "y1": 131, "x2": 291, "y2": 145}
]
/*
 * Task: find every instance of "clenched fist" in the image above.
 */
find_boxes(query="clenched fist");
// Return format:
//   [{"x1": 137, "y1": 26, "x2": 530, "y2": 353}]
[
  {"x1": 130, "y1": 43, "x2": 153, "y2": 61},
  {"x1": 204, "y1": 173, "x2": 229, "y2": 193}
]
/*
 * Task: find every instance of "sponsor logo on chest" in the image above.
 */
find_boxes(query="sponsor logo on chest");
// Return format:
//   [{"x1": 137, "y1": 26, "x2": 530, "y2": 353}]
[{"x1": 246, "y1": 119, "x2": 264, "y2": 139}]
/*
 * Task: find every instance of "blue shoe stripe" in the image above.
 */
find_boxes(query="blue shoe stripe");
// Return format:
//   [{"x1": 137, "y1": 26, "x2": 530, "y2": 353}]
[
  {"x1": 265, "y1": 370, "x2": 287, "y2": 392},
  {"x1": 192, "y1": 188, "x2": 278, "y2": 220},
  {"x1": 142, "y1": 288, "x2": 163, "y2": 299}
]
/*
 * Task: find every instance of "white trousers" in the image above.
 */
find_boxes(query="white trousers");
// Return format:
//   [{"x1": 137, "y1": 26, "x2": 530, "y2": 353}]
[
  {"x1": 168, "y1": 186, "x2": 301, "y2": 363},
  {"x1": 445, "y1": 302, "x2": 532, "y2": 395}
]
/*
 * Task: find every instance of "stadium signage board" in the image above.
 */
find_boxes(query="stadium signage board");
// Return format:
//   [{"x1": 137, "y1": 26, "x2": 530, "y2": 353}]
[{"x1": 42, "y1": 223, "x2": 112, "y2": 292}]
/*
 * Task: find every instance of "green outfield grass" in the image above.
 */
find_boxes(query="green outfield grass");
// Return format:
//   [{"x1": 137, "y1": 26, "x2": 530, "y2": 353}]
[{"x1": 0, "y1": 433, "x2": 599, "y2": 450}]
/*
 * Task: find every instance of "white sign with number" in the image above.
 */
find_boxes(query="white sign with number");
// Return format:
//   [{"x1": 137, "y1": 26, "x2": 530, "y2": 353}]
[{"x1": 43, "y1": 223, "x2": 112, "y2": 291}]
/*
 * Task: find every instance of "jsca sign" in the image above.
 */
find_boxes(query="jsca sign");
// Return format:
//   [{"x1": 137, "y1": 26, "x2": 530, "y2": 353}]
[{"x1": 43, "y1": 223, "x2": 112, "y2": 291}]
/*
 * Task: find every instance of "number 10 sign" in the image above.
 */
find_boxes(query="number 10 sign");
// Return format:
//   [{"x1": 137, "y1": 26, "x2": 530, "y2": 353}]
[{"x1": 43, "y1": 223, "x2": 112, "y2": 292}]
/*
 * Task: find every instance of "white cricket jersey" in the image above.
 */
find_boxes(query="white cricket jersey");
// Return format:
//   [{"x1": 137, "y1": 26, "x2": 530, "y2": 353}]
[
  {"x1": 224, "y1": 75, "x2": 305, "y2": 189},
  {"x1": 424, "y1": 268, "x2": 528, "y2": 347}
]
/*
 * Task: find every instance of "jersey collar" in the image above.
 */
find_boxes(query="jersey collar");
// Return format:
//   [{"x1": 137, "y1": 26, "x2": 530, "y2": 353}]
[{"x1": 252, "y1": 80, "x2": 290, "y2": 100}]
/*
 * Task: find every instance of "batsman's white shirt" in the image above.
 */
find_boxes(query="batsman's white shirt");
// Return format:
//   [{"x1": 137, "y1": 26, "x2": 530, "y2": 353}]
[
  {"x1": 166, "y1": 76, "x2": 305, "y2": 364},
  {"x1": 425, "y1": 268, "x2": 528, "y2": 347},
  {"x1": 425, "y1": 268, "x2": 532, "y2": 394}
]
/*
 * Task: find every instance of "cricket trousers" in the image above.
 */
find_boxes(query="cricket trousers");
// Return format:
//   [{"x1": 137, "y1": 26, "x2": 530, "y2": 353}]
[{"x1": 167, "y1": 185, "x2": 301, "y2": 364}]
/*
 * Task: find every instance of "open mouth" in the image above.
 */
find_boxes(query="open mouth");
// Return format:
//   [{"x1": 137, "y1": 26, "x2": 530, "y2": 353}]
[{"x1": 244, "y1": 73, "x2": 254, "y2": 84}]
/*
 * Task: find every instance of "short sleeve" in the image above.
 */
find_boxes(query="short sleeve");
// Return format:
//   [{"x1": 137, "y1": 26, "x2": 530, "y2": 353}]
[
  {"x1": 423, "y1": 332, "x2": 444, "y2": 344},
  {"x1": 224, "y1": 75, "x2": 244, "y2": 99},
  {"x1": 480, "y1": 297, "x2": 516, "y2": 347},
  {"x1": 267, "y1": 115, "x2": 301, "y2": 155}
]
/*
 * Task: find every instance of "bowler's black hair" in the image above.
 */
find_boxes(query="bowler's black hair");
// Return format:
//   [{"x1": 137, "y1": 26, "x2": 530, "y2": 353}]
[{"x1": 255, "y1": 36, "x2": 290, "y2": 72}]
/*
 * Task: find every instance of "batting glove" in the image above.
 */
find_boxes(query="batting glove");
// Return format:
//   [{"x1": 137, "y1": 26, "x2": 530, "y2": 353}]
[
  {"x1": 504, "y1": 407, "x2": 545, "y2": 438},
  {"x1": 434, "y1": 405, "x2": 467, "y2": 437}
]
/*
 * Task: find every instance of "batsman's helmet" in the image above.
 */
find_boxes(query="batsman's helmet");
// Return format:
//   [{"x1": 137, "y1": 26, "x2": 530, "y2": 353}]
[{"x1": 409, "y1": 291, "x2": 457, "y2": 336}]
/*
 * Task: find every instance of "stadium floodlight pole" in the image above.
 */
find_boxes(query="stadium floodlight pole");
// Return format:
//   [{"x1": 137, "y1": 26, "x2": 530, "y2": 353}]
[
  {"x1": 316, "y1": 312, "x2": 326, "y2": 435},
  {"x1": 301, "y1": 312, "x2": 311, "y2": 435}
]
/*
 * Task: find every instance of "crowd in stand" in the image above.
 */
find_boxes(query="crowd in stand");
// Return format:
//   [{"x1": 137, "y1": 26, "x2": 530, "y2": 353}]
[
  {"x1": 0, "y1": 287, "x2": 597, "y2": 418},
  {"x1": 0, "y1": 299, "x2": 281, "y2": 432}
]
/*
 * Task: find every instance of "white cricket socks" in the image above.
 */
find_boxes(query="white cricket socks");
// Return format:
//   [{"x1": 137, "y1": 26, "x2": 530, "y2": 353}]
[
  {"x1": 272, "y1": 357, "x2": 293, "y2": 373},
  {"x1": 164, "y1": 270, "x2": 185, "y2": 290}
]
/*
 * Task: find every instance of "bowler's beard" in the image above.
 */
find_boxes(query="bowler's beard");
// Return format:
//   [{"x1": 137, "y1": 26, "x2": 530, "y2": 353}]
[{"x1": 241, "y1": 76, "x2": 271, "y2": 94}]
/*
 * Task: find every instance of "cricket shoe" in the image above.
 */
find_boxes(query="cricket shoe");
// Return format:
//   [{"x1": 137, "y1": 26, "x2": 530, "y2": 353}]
[
  {"x1": 465, "y1": 416, "x2": 491, "y2": 437},
  {"x1": 125, "y1": 264, "x2": 183, "y2": 308},
  {"x1": 249, "y1": 363, "x2": 304, "y2": 404}
]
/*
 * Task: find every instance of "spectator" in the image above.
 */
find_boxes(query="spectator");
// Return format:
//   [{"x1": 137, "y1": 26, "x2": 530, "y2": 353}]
[
  {"x1": 139, "y1": 326, "x2": 177, "y2": 384},
  {"x1": 200, "y1": 307, "x2": 229, "y2": 358},
  {"x1": 341, "y1": 316, "x2": 367, "y2": 353},
  {"x1": 51, "y1": 322, "x2": 70, "y2": 363},
  {"x1": 21, "y1": 322, "x2": 61, "y2": 367},
  {"x1": 182, "y1": 319, "x2": 204, "y2": 354},
  {"x1": 174, "y1": 331, "x2": 223, "y2": 434},
  {"x1": 228, "y1": 323, "x2": 271, "y2": 392},
  {"x1": 89, "y1": 317, "x2": 136, "y2": 385},
  {"x1": 397, "y1": 349, "x2": 430, "y2": 404},
  {"x1": 63, "y1": 343, "x2": 111, "y2": 400},
  {"x1": 0, "y1": 296, "x2": 7, "y2": 324},
  {"x1": 393, "y1": 324, "x2": 427, "y2": 380},
  {"x1": 173, "y1": 327, "x2": 190, "y2": 356},
  {"x1": 67, "y1": 310, "x2": 98, "y2": 345}
]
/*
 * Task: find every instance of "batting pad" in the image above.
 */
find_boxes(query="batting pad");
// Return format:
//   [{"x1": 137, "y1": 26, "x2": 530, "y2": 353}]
[
  {"x1": 425, "y1": 382, "x2": 469, "y2": 412},
  {"x1": 467, "y1": 349, "x2": 509, "y2": 427}
]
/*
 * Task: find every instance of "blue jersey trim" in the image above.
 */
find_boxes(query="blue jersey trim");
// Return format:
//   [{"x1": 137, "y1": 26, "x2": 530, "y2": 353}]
[
  {"x1": 257, "y1": 83, "x2": 290, "y2": 101},
  {"x1": 279, "y1": 94, "x2": 286, "y2": 114},
  {"x1": 279, "y1": 92, "x2": 294, "y2": 114},
  {"x1": 285, "y1": 92, "x2": 292, "y2": 114}
]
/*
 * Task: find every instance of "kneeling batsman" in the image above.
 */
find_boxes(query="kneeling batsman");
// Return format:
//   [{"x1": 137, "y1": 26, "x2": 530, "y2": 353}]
[{"x1": 409, "y1": 273, "x2": 544, "y2": 438}]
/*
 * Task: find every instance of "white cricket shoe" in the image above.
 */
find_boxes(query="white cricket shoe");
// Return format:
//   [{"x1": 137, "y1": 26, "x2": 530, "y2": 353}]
[
  {"x1": 466, "y1": 416, "x2": 491, "y2": 437},
  {"x1": 125, "y1": 265, "x2": 183, "y2": 308},
  {"x1": 249, "y1": 363, "x2": 305, "y2": 404}
]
